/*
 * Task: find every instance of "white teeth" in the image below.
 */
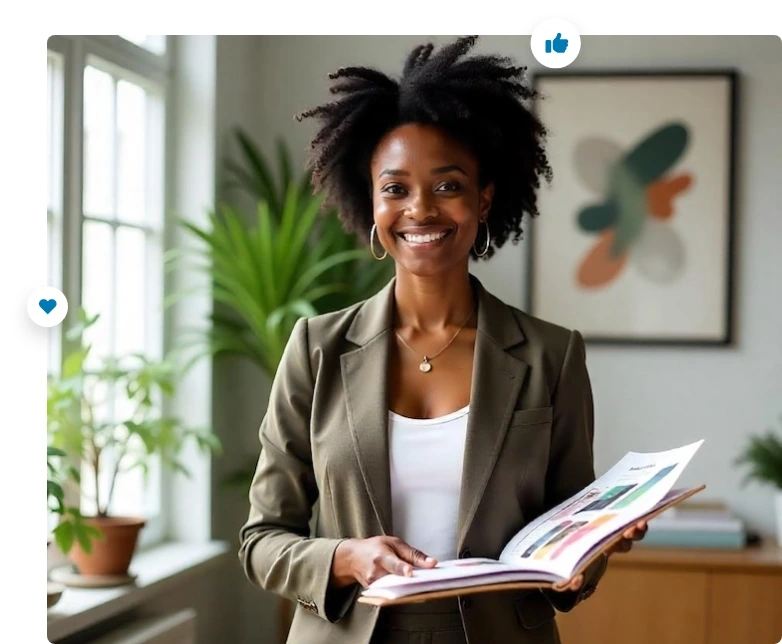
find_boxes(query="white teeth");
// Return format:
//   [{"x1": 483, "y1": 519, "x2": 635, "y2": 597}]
[{"x1": 402, "y1": 231, "x2": 448, "y2": 244}]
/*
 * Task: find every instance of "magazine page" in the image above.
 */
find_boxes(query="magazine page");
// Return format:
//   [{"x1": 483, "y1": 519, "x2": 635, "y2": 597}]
[
  {"x1": 358, "y1": 487, "x2": 704, "y2": 602},
  {"x1": 554, "y1": 486, "x2": 705, "y2": 572},
  {"x1": 359, "y1": 558, "x2": 561, "y2": 601},
  {"x1": 498, "y1": 440, "x2": 704, "y2": 579},
  {"x1": 359, "y1": 440, "x2": 704, "y2": 601}
]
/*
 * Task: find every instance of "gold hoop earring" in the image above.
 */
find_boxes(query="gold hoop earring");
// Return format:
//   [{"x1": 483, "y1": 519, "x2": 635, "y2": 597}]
[
  {"x1": 370, "y1": 223, "x2": 387, "y2": 260},
  {"x1": 474, "y1": 220, "x2": 490, "y2": 257}
]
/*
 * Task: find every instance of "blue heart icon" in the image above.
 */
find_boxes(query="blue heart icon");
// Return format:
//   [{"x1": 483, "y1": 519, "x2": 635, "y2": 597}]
[{"x1": 39, "y1": 299, "x2": 57, "y2": 314}]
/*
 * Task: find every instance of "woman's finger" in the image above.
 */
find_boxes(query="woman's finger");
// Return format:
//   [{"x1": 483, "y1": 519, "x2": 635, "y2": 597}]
[
  {"x1": 390, "y1": 539, "x2": 438, "y2": 568},
  {"x1": 608, "y1": 538, "x2": 632, "y2": 555},
  {"x1": 623, "y1": 523, "x2": 646, "y2": 540},
  {"x1": 553, "y1": 574, "x2": 583, "y2": 592},
  {"x1": 384, "y1": 552, "x2": 413, "y2": 577}
]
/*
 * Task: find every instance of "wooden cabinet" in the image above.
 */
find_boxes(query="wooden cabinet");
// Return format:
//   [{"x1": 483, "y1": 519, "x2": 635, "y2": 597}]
[{"x1": 555, "y1": 541, "x2": 782, "y2": 644}]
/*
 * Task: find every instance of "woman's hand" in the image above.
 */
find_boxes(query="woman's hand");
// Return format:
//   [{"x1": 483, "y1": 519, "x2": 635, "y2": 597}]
[
  {"x1": 330, "y1": 536, "x2": 438, "y2": 589},
  {"x1": 605, "y1": 520, "x2": 648, "y2": 556},
  {"x1": 551, "y1": 520, "x2": 648, "y2": 592},
  {"x1": 552, "y1": 573, "x2": 586, "y2": 592}
]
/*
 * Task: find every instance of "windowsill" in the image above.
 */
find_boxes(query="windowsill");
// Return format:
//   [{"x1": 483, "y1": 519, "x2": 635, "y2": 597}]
[{"x1": 47, "y1": 540, "x2": 230, "y2": 642}]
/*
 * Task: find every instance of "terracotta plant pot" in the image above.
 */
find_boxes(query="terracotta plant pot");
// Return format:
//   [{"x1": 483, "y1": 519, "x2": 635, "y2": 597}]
[{"x1": 69, "y1": 516, "x2": 146, "y2": 576}]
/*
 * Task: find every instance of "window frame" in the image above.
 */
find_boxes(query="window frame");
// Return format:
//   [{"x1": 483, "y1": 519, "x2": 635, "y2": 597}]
[
  {"x1": 47, "y1": 49, "x2": 65, "y2": 374},
  {"x1": 47, "y1": 35, "x2": 175, "y2": 549}
]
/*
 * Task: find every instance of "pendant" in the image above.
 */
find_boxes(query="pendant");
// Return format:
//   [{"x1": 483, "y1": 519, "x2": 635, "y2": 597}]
[{"x1": 419, "y1": 357, "x2": 432, "y2": 373}]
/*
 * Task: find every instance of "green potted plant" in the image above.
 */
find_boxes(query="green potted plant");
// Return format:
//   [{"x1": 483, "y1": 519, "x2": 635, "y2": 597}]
[
  {"x1": 734, "y1": 416, "x2": 782, "y2": 547},
  {"x1": 47, "y1": 445, "x2": 100, "y2": 555},
  {"x1": 166, "y1": 129, "x2": 394, "y2": 487},
  {"x1": 48, "y1": 310, "x2": 221, "y2": 577},
  {"x1": 47, "y1": 445, "x2": 80, "y2": 607}
]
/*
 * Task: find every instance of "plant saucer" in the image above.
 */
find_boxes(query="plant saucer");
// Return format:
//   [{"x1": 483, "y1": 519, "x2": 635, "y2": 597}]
[
  {"x1": 50, "y1": 565, "x2": 138, "y2": 589},
  {"x1": 48, "y1": 582, "x2": 65, "y2": 608}
]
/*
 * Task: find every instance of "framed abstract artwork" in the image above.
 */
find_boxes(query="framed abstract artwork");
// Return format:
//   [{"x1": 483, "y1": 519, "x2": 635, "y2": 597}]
[{"x1": 527, "y1": 70, "x2": 738, "y2": 345}]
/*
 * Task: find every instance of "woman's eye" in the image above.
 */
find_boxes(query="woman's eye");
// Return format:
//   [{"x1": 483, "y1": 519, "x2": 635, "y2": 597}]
[
  {"x1": 437, "y1": 181, "x2": 461, "y2": 192},
  {"x1": 381, "y1": 184, "x2": 406, "y2": 195}
]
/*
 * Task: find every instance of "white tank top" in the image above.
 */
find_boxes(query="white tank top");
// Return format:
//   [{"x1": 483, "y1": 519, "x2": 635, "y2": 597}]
[{"x1": 388, "y1": 404, "x2": 469, "y2": 563}]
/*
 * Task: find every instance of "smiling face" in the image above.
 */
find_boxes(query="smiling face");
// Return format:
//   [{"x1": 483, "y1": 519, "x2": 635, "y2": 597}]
[{"x1": 369, "y1": 123, "x2": 494, "y2": 277}]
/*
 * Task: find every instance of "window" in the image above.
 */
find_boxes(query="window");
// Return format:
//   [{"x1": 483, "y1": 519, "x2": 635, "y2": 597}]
[
  {"x1": 119, "y1": 35, "x2": 167, "y2": 56},
  {"x1": 47, "y1": 36, "x2": 171, "y2": 548},
  {"x1": 47, "y1": 51, "x2": 64, "y2": 375}
]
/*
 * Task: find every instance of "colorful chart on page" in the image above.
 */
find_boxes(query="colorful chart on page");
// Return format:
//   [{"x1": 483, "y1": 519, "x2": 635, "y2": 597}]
[
  {"x1": 575, "y1": 484, "x2": 637, "y2": 513},
  {"x1": 533, "y1": 521, "x2": 589, "y2": 561},
  {"x1": 547, "y1": 489, "x2": 603, "y2": 522},
  {"x1": 549, "y1": 514, "x2": 617, "y2": 560},
  {"x1": 520, "y1": 521, "x2": 574, "y2": 559},
  {"x1": 610, "y1": 464, "x2": 677, "y2": 509}
]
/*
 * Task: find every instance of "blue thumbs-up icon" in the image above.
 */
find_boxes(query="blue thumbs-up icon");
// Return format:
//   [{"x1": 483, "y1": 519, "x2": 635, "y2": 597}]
[
  {"x1": 545, "y1": 33, "x2": 569, "y2": 54},
  {"x1": 531, "y1": 19, "x2": 581, "y2": 69}
]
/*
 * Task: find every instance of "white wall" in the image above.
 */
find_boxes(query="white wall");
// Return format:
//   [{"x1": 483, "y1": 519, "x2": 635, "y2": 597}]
[{"x1": 241, "y1": 35, "x2": 782, "y2": 541}]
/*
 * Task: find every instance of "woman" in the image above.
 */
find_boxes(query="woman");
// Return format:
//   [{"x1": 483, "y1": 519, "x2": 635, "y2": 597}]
[{"x1": 239, "y1": 36, "x2": 647, "y2": 644}]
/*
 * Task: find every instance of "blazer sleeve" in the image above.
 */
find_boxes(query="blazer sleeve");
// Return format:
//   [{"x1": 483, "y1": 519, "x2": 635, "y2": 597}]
[
  {"x1": 541, "y1": 328, "x2": 609, "y2": 613},
  {"x1": 238, "y1": 317, "x2": 358, "y2": 623}
]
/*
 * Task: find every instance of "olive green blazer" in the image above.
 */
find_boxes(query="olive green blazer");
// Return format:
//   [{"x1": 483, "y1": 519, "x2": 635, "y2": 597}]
[{"x1": 239, "y1": 274, "x2": 607, "y2": 644}]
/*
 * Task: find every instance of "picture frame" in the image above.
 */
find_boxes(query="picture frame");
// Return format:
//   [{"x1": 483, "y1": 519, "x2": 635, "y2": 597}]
[{"x1": 526, "y1": 69, "x2": 738, "y2": 346}]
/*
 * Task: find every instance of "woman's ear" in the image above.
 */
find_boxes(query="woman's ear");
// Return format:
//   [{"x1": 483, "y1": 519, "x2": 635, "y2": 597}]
[{"x1": 479, "y1": 182, "x2": 495, "y2": 220}]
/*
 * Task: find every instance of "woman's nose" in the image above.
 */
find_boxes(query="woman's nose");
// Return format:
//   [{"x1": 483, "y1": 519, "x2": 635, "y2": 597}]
[{"x1": 405, "y1": 193, "x2": 439, "y2": 220}]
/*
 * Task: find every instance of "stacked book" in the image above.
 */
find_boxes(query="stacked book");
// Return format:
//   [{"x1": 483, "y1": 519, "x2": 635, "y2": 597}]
[{"x1": 641, "y1": 500, "x2": 747, "y2": 549}]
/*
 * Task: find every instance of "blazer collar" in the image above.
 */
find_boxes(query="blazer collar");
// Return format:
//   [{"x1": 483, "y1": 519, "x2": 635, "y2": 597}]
[{"x1": 341, "y1": 273, "x2": 529, "y2": 550}]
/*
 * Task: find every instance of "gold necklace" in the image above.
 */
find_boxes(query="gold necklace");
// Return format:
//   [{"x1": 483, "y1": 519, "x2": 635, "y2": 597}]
[{"x1": 395, "y1": 304, "x2": 475, "y2": 373}]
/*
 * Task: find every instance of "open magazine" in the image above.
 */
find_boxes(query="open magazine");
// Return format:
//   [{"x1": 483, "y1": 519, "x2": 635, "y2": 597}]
[{"x1": 358, "y1": 440, "x2": 706, "y2": 606}]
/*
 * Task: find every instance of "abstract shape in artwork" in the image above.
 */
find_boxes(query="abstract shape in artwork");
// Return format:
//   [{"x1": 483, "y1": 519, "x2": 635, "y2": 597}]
[
  {"x1": 632, "y1": 218, "x2": 686, "y2": 283},
  {"x1": 573, "y1": 137, "x2": 623, "y2": 193},
  {"x1": 647, "y1": 175, "x2": 692, "y2": 220},
  {"x1": 577, "y1": 229, "x2": 629, "y2": 288},
  {"x1": 573, "y1": 122, "x2": 694, "y2": 288}
]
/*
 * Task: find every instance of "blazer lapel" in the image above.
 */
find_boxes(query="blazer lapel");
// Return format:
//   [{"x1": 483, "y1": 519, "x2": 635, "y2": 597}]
[
  {"x1": 341, "y1": 278, "x2": 396, "y2": 536},
  {"x1": 339, "y1": 274, "x2": 529, "y2": 549},
  {"x1": 455, "y1": 276, "x2": 528, "y2": 552}
]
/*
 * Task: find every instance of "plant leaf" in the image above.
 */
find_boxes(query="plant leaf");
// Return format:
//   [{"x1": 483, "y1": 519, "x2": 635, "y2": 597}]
[
  {"x1": 735, "y1": 429, "x2": 782, "y2": 489},
  {"x1": 234, "y1": 127, "x2": 279, "y2": 212},
  {"x1": 290, "y1": 249, "x2": 369, "y2": 300},
  {"x1": 48, "y1": 480, "x2": 64, "y2": 504},
  {"x1": 277, "y1": 138, "x2": 293, "y2": 204},
  {"x1": 53, "y1": 521, "x2": 74, "y2": 554}
]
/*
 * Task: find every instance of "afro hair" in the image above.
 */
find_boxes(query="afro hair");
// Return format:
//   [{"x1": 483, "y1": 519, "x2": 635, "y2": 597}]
[{"x1": 296, "y1": 35, "x2": 553, "y2": 260}]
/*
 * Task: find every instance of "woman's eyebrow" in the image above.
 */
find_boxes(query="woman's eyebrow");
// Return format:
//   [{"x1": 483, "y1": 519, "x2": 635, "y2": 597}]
[
  {"x1": 377, "y1": 164, "x2": 467, "y2": 178},
  {"x1": 378, "y1": 168, "x2": 408, "y2": 178},
  {"x1": 431, "y1": 164, "x2": 467, "y2": 176}
]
